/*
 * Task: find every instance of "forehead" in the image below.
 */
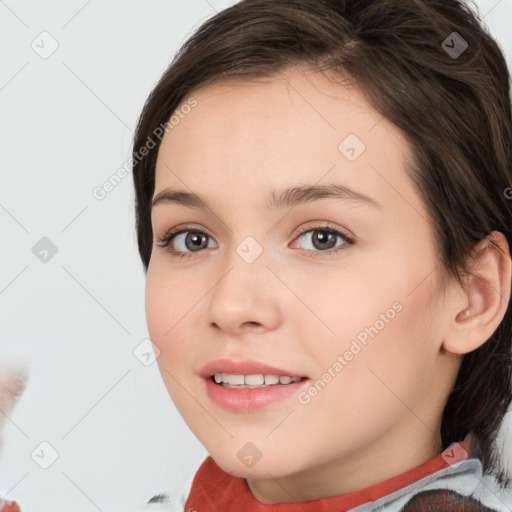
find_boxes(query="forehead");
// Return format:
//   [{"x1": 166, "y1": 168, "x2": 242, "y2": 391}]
[
  {"x1": 153, "y1": 66, "x2": 419, "y2": 217},
  {"x1": 163, "y1": 68, "x2": 383, "y2": 155}
]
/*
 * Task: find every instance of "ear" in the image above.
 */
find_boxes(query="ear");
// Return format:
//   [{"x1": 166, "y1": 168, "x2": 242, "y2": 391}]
[{"x1": 442, "y1": 231, "x2": 511, "y2": 355}]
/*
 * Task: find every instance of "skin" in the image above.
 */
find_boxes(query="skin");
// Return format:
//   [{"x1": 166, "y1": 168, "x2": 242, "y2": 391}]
[{"x1": 145, "y1": 65, "x2": 511, "y2": 504}]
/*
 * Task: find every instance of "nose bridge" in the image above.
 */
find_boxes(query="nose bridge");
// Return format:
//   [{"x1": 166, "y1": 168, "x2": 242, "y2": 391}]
[
  {"x1": 206, "y1": 232, "x2": 280, "y2": 332},
  {"x1": 214, "y1": 232, "x2": 268, "y2": 305}
]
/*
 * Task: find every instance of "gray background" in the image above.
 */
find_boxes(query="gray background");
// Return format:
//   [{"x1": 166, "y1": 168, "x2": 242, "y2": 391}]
[{"x1": 0, "y1": 1, "x2": 511, "y2": 510}]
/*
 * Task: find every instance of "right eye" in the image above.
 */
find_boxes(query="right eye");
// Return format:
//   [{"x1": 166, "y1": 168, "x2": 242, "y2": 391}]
[{"x1": 156, "y1": 226, "x2": 217, "y2": 259}]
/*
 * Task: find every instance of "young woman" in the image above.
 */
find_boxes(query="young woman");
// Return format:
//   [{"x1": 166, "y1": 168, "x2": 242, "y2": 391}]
[{"x1": 131, "y1": 0, "x2": 512, "y2": 510}]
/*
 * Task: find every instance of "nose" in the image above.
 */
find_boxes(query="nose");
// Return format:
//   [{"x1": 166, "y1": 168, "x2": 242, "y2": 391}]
[{"x1": 205, "y1": 252, "x2": 282, "y2": 336}]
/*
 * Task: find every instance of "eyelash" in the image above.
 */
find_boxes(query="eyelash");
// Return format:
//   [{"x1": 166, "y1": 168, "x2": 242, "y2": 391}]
[{"x1": 155, "y1": 223, "x2": 354, "y2": 260}]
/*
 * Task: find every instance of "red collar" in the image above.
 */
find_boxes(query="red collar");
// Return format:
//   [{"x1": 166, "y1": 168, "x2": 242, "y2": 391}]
[{"x1": 185, "y1": 436, "x2": 472, "y2": 511}]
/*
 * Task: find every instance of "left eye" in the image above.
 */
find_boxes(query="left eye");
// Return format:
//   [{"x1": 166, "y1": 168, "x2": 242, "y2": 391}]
[{"x1": 293, "y1": 227, "x2": 351, "y2": 254}]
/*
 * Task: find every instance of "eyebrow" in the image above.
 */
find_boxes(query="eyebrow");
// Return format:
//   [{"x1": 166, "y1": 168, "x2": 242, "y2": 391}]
[{"x1": 151, "y1": 183, "x2": 381, "y2": 212}]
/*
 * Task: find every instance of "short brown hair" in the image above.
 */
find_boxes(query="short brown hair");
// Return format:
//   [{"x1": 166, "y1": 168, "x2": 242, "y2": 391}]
[{"x1": 132, "y1": 0, "x2": 512, "y2": 484}]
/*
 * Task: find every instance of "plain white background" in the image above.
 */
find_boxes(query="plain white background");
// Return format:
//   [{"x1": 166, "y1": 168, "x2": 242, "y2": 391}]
[{"x1": 0, "y1": 1, "x2": 511, "y2": 510}]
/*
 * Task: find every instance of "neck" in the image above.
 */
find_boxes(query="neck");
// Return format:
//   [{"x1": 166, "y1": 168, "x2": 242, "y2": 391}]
[{"x1": 246, "y1": 428, "x2": 443, "y2": 505}]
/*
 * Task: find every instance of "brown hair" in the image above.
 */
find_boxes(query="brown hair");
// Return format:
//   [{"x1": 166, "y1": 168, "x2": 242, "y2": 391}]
[{"x1": 132, "y1": 0, "x2": 512, "y2": 484}]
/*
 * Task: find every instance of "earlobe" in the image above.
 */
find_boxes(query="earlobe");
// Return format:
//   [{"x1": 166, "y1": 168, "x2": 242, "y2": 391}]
[{"x1": 442, "y1": 231, "x2": 511, "y2": 356}]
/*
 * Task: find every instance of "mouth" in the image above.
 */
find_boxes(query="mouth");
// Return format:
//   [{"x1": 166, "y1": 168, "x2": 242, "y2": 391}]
[
  {"x1": 209, "y1": 373, "x2": 308, "y2": 389},
  {"x1": 200, "y1": 359, "x2": 310, "y2": 412},
  {"x1": 200, "y1": 358, "x2": 309, "y2": 381}
]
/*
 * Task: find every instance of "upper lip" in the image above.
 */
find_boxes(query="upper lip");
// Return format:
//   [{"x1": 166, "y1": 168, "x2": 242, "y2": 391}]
[{"x1": 200, "y1": 359, "x2": 308, "y2": 379}]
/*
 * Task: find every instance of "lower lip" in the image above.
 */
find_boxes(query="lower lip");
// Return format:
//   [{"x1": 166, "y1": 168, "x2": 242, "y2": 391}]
[{"x1": 204, "y1": 377, "x2": 309, "y2": 412}]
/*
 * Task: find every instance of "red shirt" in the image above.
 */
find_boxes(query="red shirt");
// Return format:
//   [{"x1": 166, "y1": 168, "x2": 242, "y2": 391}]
[{"x1": 184, "y1": 436, "x2": 475, "y2": 511}]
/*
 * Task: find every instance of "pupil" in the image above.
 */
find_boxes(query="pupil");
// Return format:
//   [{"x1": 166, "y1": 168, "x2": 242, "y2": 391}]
[
  {"x1": 188, "y1": 232, "x2": 206, "y2": 251},
  {"x1": 314, "y1": 230, "x2": 335, "y2": 250}
]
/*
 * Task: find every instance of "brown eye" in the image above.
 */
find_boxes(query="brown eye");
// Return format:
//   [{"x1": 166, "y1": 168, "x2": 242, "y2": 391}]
[
  {"x1": 156, "y1": 227, "x2": 217, "y2": 257},
  {"x1": 294, "y1": 226, "x2": 352, "y2": 256},
  {"x1": 175, "y1": 232, "x2": 210, "y2": 252}
]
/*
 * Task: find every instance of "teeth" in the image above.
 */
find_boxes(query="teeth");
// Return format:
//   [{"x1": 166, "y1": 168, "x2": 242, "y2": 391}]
[
  {"x1": 228, "y1": 374, "x2": 245, "y2": 385},
  {"x1": 213, "y1": 373, "x2": 303, "y2": 387},
  {"x1": 245, "y1": 374, "x2": 264, "y2": 386},
  {"x1": 265, "y1": 375, "x2": 280, "y2": 385}
]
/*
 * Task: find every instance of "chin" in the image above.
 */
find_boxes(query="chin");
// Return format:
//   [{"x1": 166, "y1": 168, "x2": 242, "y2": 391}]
[{"x1": 210, "y1": 446, "x2": 305, "y2": 480}]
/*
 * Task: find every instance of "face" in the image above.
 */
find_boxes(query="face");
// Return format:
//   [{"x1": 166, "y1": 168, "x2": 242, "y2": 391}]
[{"x1": 145, "y1": 66, "x2": 462, "y2": 503}]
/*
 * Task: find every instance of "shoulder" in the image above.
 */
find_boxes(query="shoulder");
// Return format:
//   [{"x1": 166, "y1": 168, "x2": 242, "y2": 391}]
[
  {"x1": 397, "y1": 463, "x2": 512, "y2": 512},
  {"x1": 470, "y1": 470, "x2": 512, "y2": 511}
]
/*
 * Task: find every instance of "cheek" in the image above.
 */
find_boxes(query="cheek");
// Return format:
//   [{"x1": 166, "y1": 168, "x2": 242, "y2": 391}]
[
  {"x1": 297, "y1": 250, "x2": 440, "y2": 389},
  {"x1": 145, "y1": 272, "x2": 197, "y2": 410},
  {"x1": 145, "y1": 268, "x2": 191, "y2": 367},
  {"x1": 293, "y1": 297, "x2": 437, "y2": 448},
  {"x1": 328, "y1": 276, "x2": 441, "y2": 417},
  {"x1": 145, "y1": 277, "x2": 169, "y2": 342},
  {"x1": 145, "y1": 262, "x2": 198, "y2": 339}
]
